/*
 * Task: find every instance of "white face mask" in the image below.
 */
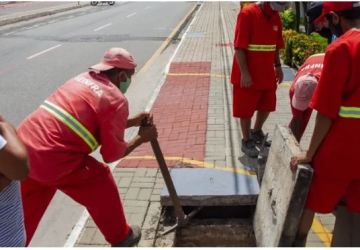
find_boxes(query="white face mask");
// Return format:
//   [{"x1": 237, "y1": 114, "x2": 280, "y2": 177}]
[{"x1": 269, "y1": 2, "x2": 288, "y2": 12}]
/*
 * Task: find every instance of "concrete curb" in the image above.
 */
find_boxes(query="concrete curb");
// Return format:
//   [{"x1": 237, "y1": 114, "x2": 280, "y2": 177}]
[
  {"x1": 136, "y1": 2, "x2": 201, "y2": 77},
  {"x1": 0, "y1": 3, "x2": 89, "y2": 27}
]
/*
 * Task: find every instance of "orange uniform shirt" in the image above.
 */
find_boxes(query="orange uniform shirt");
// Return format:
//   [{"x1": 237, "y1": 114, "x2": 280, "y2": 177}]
[
  {"x1": 231, "y1": 3, "x2": 284, "y2": 90},
  {"x1": 18, "y1": 71, "x2": 128, "y2": 182},
  {"x1": 310, "y1": 29, "x2": 360, "y2": 178}
]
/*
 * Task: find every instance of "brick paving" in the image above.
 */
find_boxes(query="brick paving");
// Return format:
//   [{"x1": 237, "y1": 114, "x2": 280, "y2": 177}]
[
  {"x1": 118, "y1": 62, "x2": 211, "y2": 168},
  {"x1": 75, "y1": 2, "x2": 335, "y2": 247}
]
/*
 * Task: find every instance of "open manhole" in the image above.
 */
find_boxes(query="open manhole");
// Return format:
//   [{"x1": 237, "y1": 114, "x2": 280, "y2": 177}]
[
  {"x1": 158, "y1": 205, "x2": 256, "y2": 247},
  {"x1": 154, "y1": 126, "x2": 313, "y2": 247}
]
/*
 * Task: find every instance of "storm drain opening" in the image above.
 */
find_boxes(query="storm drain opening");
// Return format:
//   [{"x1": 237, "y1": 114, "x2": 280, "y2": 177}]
[{"x1": 159, "y1": 205, "x2": 256, "y2": 247}]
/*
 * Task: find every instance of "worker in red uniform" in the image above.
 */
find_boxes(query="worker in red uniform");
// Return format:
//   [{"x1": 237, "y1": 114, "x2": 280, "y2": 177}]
[
  {"x1": 18, "y1": 48, "x2": 158, "y2": 247},
  {"x1": 231, "y1": 2, "x2": 287, "y2": 158},
  {"x1": 290, "y1": 2, "x2": 360, "y2": 246},
  {"x1": 289, "y1": 53, "x2": 324, "y2": 142}
]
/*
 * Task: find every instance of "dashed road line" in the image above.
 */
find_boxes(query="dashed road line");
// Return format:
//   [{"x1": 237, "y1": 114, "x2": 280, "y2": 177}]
[
  {"x1": 93, "y1": 22, "x2": 112, "y2": 32},
  {"x1": 27, "y1": 44, "x2": 62, "y2": 60},
  {"x1": 4, "y1": 31, "x2": 16, "y2": 36},
  {"x1": 126, "y1": 12, "x2": 136, "y2": 18},
  {"x1": 94, "y1": 23, "x2": 112, "y2": 32}
]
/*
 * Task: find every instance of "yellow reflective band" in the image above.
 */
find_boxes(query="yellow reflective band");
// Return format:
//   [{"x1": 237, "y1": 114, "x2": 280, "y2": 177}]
[
  {"x1": 40, "y1": 100, "x2": 99, "y2": 151},
  {"x1": 339, "y1": 106, "x2": 360, "y2": 119},
  {"x1": 248, "y1": 44, "x2": 276, "y2": 51}
]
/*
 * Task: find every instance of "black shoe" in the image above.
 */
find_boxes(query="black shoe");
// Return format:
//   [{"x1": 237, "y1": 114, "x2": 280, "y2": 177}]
[
  {"x1": 241, "y1": 139, "x2": 259, "y2": 158},
  {"x1": 112, "y1": 225, "x2": 141, "y2": 247},
  {"x1": 250, "y1": 129, "x2": 271, "y2": 147}
]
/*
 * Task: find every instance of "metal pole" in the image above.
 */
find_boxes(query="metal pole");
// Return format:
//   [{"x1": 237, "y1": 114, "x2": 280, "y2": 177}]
[{"x1": 150, "y1": 139, "x2": 187, "y2": 225}]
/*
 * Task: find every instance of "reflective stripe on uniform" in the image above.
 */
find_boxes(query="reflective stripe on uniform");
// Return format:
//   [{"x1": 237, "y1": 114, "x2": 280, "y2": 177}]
[
  {"x1": 339, "y1": 106, "x2": 360, "y2": 119},
  {"x1": 248, "y1": 44, "x2": 276, "y2": 51},
  {"x1": 40, "y1": 100, "x2": 99, "y2": 151}
]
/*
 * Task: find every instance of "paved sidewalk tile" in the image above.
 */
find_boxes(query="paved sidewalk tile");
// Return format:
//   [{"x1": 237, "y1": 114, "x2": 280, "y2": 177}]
[{"x1": 75, "y1": 2, "x2": 334, "y2": 247}]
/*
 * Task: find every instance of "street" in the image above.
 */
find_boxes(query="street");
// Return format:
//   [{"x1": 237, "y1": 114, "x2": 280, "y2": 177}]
[
  {"x1": 0, "y1": 1, "x2": 194, "y2": 246},
  {"x1": 0, "y1": 1, "x2": 193, "y2": 126}
]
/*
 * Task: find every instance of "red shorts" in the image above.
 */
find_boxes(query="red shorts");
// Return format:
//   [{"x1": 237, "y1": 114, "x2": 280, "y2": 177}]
[
  {"x1": 233, "y1": 85, "x2": 276, "y2": 118},
  {"x1": 289, "y1": 89, "x2": 313, "y2": 134},
  {"x1": 305, "y1": 175, "x2": 360, "y2": 213}
]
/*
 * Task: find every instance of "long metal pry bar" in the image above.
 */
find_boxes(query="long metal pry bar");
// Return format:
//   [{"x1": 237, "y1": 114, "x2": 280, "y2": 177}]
[{"x1": 150, "y1": 139, "x2": 202, "y2": 236}]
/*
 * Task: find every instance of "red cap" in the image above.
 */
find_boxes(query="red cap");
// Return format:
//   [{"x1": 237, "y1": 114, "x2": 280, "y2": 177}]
[
  {"x1": 315, "y1": 2, "x2": 360, "y2": 23},
  {"x1": 90, "y1": 47, "x2": 137, "y2": 72}
]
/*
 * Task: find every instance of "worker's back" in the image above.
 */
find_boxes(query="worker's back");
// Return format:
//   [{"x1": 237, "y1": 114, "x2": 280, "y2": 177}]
[{"x1": 18, "y1": 71, "x2": 129, "y2": 183}]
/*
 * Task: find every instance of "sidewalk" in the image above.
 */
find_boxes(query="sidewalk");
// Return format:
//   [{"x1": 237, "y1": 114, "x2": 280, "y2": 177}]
[
  {"x1": 0, "y1": 2, "x2": 88, "y2": 27},
  {"x1": 74, "y1": 2, "x2": 334, "y2": 247}
]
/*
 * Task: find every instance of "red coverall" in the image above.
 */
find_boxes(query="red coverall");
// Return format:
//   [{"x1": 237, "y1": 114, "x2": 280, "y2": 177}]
[{"x1": 18, "y1": 71, "x2": 130, "y2": 245}]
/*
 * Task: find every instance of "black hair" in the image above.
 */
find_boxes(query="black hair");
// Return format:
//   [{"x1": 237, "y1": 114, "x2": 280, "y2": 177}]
[{"x1": 336, "y1": 6, "x2": 360, "y2": 20}]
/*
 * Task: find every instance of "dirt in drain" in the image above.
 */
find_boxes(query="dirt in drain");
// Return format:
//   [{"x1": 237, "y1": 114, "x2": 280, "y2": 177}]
[{"x1": 161, "y1": 205, "x2": 257, "y2": 247}]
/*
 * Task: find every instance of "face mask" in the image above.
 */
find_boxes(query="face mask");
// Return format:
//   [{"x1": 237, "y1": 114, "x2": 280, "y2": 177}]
[
  {"x1": 118, "y1": 73, "x2": 131, "y2": 94},
  {"x1": 327, "y1": 14, "x2": 343, "y2": 37},
  {"x1": 269, "y1": 2, "x2": 288, "y2": 12}
]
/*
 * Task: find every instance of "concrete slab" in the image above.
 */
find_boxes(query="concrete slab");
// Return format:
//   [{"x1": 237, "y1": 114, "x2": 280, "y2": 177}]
[
  {"x1": 160, "y1": 168, "x2": 259, "y2": 206},
  {"x1": 254, "y1": 125, "x2": 313, "y2": 247}
]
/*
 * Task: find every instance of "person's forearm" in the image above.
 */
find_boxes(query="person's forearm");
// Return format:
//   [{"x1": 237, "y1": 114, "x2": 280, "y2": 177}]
[
  {"x1": 235, "y1": 48, "x2": 250, "y2": 74},
  {"x1": 124, "y1": 135, "x2": 144, "y2": 156},
  {"x1": 126, "y1": 118, "x2": 136, "y2": 128},
  {"x1": 0, "y1": 123, "x2": 28, "y2": 180},
  {"x1": 290, "y1": 117, "x2": 304, "y2": 142},
  {"x1": 306, "y1": 113, "x2": 333, "y2": 160},
  {"x1": 275, "y1": 50, "x2": 281, "y2": 66}
]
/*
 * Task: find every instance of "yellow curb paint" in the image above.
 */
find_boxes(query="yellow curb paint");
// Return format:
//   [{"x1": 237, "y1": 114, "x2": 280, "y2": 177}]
[
  {"x1": 123, "y1": 155, "x2": 256, "y2": 176},
  {"x1": 311, "y1": 216, "x2": 333, "y2": 247},
  {"x1": 167, "y1": 72, "x2": 228, "y2": 78}
]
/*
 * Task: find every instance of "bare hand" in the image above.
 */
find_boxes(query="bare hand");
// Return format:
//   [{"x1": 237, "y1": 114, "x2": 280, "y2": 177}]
[
  {"x1": 0, "y1": 175, "x2": 11, "y2": 192},
  {"x1": 138, "y1": 125, "x2": 158, "y2": 143},
  {"x1": 275, "y1": 66, "x2": 283, "y2": 84},
  {"x1": 240, "y1": 72, "x2": 253, "y2": 88},
  {"x1": 132, "y1": 112, "x2": 153, "y2": 127},
  {"x1": 290, "y1": 152, "x2": 312, "y2": 172}
]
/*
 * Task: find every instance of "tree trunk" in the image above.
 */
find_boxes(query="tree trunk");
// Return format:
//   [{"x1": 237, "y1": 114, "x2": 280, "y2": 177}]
[{"x1": 295, "y1": 2, "x2": 300, "y2": 32}]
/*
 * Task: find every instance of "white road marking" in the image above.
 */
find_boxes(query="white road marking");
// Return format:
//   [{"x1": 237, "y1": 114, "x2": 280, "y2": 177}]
[
  {"x1": 4, "y1": 31, "x2": 16, "y2": 36},
  {"x1": 27, "y1": 44, "x2": 62, "y2": 60},
  {"x1": 93, "y1": 22, "x2": 112, "y2": 32},
  {"x1": 126, "y1": 12, "x2": 136, "y2": 18}
]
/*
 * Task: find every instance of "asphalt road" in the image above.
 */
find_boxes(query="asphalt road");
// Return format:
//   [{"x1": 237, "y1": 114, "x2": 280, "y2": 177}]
[
  {"x1": 0, "y1": 1, "x2": 193, "y2": 126},
  {"x1": 0, "y1": 2, "x2": 194, "y2": 246}
]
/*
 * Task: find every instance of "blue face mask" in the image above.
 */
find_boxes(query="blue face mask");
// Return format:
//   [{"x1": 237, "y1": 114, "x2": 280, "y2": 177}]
[{"x1": 119, "y1": 77, "x2": 131, "y2": 94}]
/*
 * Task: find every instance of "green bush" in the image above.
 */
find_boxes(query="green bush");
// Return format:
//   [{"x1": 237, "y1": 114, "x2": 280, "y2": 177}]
[
  {"x1": 309, "y1": 32, "x2": 328, "y2": 51},
  {"x1": 281, "y1": 29, "x2": 326, "y2": 67},
  {"x1": 280, "y1": 9, "x2": 295, "y2": 30}
]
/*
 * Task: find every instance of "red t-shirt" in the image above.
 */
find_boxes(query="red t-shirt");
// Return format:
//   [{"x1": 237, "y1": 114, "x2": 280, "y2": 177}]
[
  {"x1": 310, "y1": 29, "x2": 360, "y2": 178},
  {"x1": 231, "y1": 3, "x2": 284, "y2": 90},
  {"x1": 290, "y1": 53, "x2": 324, "y2": 93},
  {"x1": 18, "y1": 71, "x2": 129, "y2": 182}
]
